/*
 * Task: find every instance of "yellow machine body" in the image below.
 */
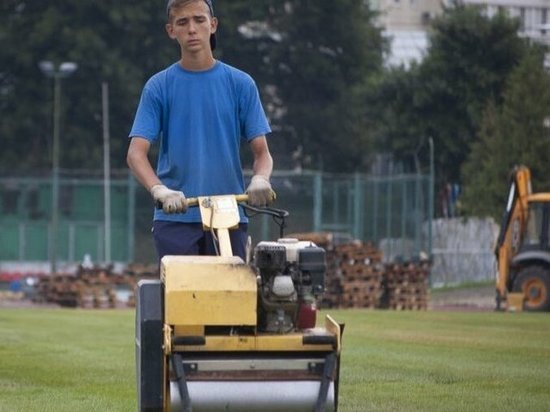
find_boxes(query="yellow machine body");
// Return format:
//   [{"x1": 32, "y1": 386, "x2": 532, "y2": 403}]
[
  {"x1": 161, "y1": 253, "x2": 342, "y2": 412},
  {"x1": 162, "y1": 254, "x2": 341, "y2": 352},
  {"x1": 162, "y1": 255, "x2": 257, "y2": 327},
  {"x1": 171, "y1": 317, "x2": 340, "y2": 353},
  {"x1": 136, "y1": 194, "x2": 342, "y2": 412}
]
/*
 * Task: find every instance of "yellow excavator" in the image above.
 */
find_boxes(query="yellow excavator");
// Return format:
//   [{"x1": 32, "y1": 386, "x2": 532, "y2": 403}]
[
  {"x1": 135, "y1": 194, "x2": 343, "y2": 411},
  {"x1": 495, "y1": 165, "x2": 550, "y2": 311}
]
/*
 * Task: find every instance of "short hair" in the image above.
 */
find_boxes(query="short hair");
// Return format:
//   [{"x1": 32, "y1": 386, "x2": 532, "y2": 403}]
[
  {"x1": 166, "y1": 0, "x2": 217, "y2": 50},
  {"x1": 166, "y1": 0, "x2": 214, "y2": 20}
]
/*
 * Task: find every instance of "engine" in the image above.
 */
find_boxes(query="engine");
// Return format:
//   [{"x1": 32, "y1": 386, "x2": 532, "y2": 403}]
[{"x1": 253, "y1": 238, "x2": 326, "y2": 333}]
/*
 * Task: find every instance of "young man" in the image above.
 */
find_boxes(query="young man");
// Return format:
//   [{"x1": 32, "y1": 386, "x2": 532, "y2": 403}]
[{"x1": 127, "y1": 0, "x2": 274, "y2": 261}]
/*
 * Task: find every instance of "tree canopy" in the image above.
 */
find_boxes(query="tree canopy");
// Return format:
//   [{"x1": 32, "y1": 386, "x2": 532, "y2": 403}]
[
  {"x1": 1, "y1": 0, "x2": 547, "y2": 221},
  {"x1": 0, "y1": 0, "x2": 384, "y2": 175},
  {"x1": 460, "y1": 50, "x2": 550, "y2": 219},
  {"x1": 265, "y1": 0, "x2": 385, "y2": 171},
  {"x1": 0, "y1": 1, "x2": 172, "y2": 173},
  {"x1": 368, "y1": 4, "x2": 529, "y2": 181}
]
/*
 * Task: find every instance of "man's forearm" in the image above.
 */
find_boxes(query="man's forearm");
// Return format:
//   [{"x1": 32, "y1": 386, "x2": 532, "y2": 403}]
[
  {"x1": 250, "y1": 136, "x2": 273, "y2": 179},
  {"x1": 253, "y1": 152, "x2": 273, "y2": 179},
  {"x1": 129, "y1": 159, "x2": 161, "y2": 191},
  {"x1": 127, "y1": 139, "x2": 162, "y2": 191}
]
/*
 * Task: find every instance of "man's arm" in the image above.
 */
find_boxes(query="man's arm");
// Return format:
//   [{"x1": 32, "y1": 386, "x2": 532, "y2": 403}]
[
  {"x1": 127, "y1": 137, "x2": 162, "y2": 191},
  {"x1": 249, "y1": 136, "x2": 273, "y2": 179},
  {"x1": 127, "y1": 137, "x2": 187, "y2": 213},
  {"x1": 246, "y1": 136, "x2": 274, "y2": 206}
]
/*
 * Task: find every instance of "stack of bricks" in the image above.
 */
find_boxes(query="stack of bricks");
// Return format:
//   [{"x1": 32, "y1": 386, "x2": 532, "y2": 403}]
[
  {"x1": 35, "y1": 263, "x2": 159, "y2": 308},
  {"x1": 287, "y1": 233, "x2": 384, "y2": 308},
  {"x1": 76, "y1": 266, "x2": 119, "y2": 309},
  {"x1": 333, "y1": 242, "x2": 385, "y2": 308},
  {"x1": 35, "y1": 273, "x2": 82, "y2": 307},
  {"x1": 381, "y1": 260, "x2": 430, "y2": 310},
  {"x1": 306, "y1": 239, "x2": 385, "y2": 309},
  {"x1": 35, "y1": 265, "x2": 119, "y2": 308},
  {"x1": 288, "y1": 232, "x2": 430, "y2": 310}
]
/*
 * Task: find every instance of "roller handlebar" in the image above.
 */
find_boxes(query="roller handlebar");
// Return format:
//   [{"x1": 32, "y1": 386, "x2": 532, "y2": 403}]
[
  {"x1": 156, "y1": 194, "x2": 250, "y2": 211},
  {"x1": 156, "y1": 192, "x2": 288, "y2": 237},
  {"x1": 186, "y1": 194, "x2": 249, "y2": 208}
]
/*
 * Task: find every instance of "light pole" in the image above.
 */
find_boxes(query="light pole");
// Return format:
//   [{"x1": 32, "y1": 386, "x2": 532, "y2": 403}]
[{"x1": 39, "y1": 61, "x2": 78, "y2": 274}]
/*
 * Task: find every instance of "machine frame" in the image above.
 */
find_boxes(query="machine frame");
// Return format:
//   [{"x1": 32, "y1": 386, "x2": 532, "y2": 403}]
[{"x1": 136, "y1": 194, "x2": 343, "y2": 412}]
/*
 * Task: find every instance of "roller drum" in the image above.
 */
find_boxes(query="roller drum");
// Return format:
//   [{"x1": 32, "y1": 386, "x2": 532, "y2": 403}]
[{"x1": 169, "y1": 380, "x2": 335, "y2": 412}]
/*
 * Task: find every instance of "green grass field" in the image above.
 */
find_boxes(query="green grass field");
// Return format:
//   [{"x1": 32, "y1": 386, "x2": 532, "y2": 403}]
[{"x1": 1, "y1": 307, "x2": 549, "y2": 412}]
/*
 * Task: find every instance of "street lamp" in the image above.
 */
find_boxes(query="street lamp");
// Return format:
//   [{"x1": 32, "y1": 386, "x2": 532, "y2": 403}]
[{"x1": 39, "y1": 60, "x2": 78, "y2": 274}]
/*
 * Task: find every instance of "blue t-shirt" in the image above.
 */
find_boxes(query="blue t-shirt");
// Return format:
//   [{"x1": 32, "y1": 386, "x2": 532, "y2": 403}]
[{"x1": 129, "y1": 61, "x2": 271, "y2": 223}]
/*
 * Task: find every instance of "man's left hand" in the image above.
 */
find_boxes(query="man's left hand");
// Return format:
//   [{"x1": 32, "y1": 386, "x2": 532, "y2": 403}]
[{"x1": 246, "y1": 175, "x2": 275, "y2": 206}]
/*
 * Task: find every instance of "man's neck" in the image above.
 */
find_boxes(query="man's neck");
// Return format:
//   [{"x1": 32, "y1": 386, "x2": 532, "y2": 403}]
[{"x1": 179, "y1": 53, "x2": 216, "y2": 72}]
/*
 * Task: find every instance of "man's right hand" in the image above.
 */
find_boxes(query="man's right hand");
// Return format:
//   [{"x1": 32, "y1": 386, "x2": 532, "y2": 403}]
[{"x1": 150, "y1": 184, "x2": 188, "y2": 213}]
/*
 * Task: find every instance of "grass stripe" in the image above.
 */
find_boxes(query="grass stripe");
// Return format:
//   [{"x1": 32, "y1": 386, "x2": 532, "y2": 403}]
[{"x1": 1, "y1": 308, "x2": 549, "y2": 411}]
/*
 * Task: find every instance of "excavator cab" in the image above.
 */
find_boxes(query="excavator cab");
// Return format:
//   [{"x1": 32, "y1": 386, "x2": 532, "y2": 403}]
[
  {"x1": 521, "y1": 201, "x2": 550, "y2": 251},
  {"x1": 495, "y1": 166, "x2": 550, "y2": 311}
]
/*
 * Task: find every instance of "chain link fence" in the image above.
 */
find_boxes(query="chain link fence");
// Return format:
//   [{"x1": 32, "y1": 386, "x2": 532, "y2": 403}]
[{"x1": 1, "y1": 170, "x2": 433, "y2": 269}]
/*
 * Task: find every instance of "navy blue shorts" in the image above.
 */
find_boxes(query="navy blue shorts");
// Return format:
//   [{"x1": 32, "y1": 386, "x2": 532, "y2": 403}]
[{"x1": 152, "y1": 221, "x2": 248, "y2": 261}]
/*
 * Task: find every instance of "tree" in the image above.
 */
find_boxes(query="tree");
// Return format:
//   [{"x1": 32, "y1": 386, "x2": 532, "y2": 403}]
[
  {"x1": 0, "y1": 0, "x2": 385, "y2": 175},
  {"x1": 265, "y1": 0, "x2": 385, "y2": 171},
  {"x1": 0, "y1": 1, "x2": 174, "y2": 173},
  {"x1": 369, "y1": 4, "x2": 529, "y2": 180},
  {"x1": 461, "y1": 50, "x2": 550, "y2": 219},
  {"x1": 365, "y1": 65, "x2": 426, "y2": 172}
]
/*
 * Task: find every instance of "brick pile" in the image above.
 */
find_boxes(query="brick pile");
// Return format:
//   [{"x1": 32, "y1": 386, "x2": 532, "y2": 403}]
[
  {"x1": 289, "y1": 232, "x2": 431, "y2": 310},
  {"x1": 35, "y1": 263, "x2": 159, "y2": 308},
  {"x1": 327, "y1": 242, "x2": 385, "y2": 309},
  {"x1": 327, "y1": 242, "x2": 384, "y2": 309},
  {"x1": 381, "y1": 261, "x2": 430, "y2": 310}
]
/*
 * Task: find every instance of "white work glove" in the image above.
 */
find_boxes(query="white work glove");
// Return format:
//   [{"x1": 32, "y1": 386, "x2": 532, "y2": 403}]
[
  {"x1": 150, "y1": 184, "x2": 187, "y2": 214},
  {"x1": 246, "y1": 175, "x2": 275, "y2": 206}
]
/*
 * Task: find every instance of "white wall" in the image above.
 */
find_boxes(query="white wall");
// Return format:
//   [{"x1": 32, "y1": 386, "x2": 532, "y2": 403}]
[{"x1": 430, "y1": 217, "x2": 499, "y2": 286}]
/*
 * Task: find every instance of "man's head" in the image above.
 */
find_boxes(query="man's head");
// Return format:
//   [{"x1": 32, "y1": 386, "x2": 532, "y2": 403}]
[{"x1": 166, "y1": 0, "x2": 216, "y2": 50}]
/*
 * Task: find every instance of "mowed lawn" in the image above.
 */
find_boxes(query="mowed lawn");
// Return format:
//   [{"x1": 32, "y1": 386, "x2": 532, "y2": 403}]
[{"x1": 1, "y1": 307, "x2": 549, "y2": 412}]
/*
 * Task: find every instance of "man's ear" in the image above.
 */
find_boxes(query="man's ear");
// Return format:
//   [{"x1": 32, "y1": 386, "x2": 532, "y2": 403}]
[
  {"x1": 211, "y1": 17, "x2": 218, "y2": 34},
  {"x1": 166, "y1": 23, "x2": 176, "y2": 39}
]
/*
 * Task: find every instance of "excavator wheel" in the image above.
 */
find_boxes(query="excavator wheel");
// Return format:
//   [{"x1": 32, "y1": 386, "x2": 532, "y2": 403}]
[{"x1": 512, "y1": 266, "x2": 550, "y2": 311}]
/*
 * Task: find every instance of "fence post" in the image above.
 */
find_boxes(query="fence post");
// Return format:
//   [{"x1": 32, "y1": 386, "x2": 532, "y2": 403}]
[
  {"x1": 429, "y1": 137, "x2": 435, "y2": 261},
  {"x1": 313, "y1": 172, "x2": 322, "y2": 232},
  {"x1": 372, "y1": 177, "x2": 379, "y2": 241},
  {"x1": 415, "y1": 173, "x2": 422, "y2": 256},
  {"x1": 385, "y1": 175, "x2": 393, "y2": 260},
  {"x1": 353, "y1": 173, "x2": 364, "y2": 240},
  {"x1": 401, "y1": 175, "x2": 407, "y2": 257}
]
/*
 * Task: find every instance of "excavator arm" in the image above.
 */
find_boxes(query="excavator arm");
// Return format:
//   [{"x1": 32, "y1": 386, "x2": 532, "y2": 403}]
[{"x1": 495, "y1": 166, "x2": 532, "y2": 305}]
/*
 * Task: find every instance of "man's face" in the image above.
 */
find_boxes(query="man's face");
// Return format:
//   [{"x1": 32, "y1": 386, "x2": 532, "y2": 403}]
[{"x1": 166, "y1": 1, "x2": 217, "y2": 54}]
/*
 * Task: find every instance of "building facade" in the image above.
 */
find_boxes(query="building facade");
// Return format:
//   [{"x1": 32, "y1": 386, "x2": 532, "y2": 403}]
[{"x1": 372, "y1": 0, "x2": 550, "y2": 68}]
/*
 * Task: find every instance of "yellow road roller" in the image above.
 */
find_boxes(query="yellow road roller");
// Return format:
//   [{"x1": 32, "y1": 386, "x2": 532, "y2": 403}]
[{"x1": 135, "y1": 194, "x2": 344, "y2": 411}]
